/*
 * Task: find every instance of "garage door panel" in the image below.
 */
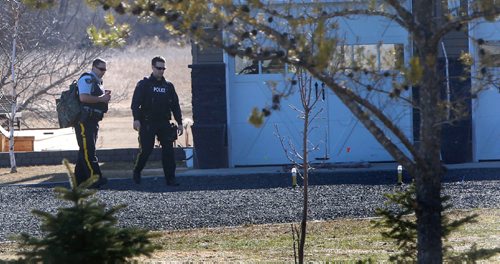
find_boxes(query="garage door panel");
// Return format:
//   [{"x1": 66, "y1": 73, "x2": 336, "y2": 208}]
[
  {"x1": 231, "y1": 121, "x2": 302, "y2": 166},
  {"x1": 472, "y1": 19, "x2": 500, "y2": 160},
  {"x1": 328, "y1": 120, "x2": 392, "y2": 162}
]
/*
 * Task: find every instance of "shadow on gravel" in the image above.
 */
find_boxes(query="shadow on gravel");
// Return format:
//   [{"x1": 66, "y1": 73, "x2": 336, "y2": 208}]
[
  {"x1": 24, "y1": 168, "x2": 499, "y2": 192},
  {"x1": 0, "y1": 173, "x2": 67, "y2": 185}
]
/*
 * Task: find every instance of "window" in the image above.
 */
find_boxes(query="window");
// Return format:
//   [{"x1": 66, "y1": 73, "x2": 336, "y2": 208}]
[
  {"x1": 262, "y1": 58, "x2": 285, "y2": 74},
  {"x1": 235, "y1": 57, "x2": 258, "y2": 75},
  {"x1": 353, "y1": 44, "x2": 378, "y2": 69},
  {"x1": 342, "y1": 43, "x2": 404, "y2": 71},
  {"x1": 235, "y1": 57, "x2": 286, "y2": 75},
  {"x1": 234, "y1": 43, "x2": 405, "y2": 75},
  {"x1": 380, "y1": 44, "x2": 405, "y2": 70}
]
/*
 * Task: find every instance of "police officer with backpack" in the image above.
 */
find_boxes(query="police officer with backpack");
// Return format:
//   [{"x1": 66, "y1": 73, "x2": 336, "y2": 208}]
[
  {"x1": 75, "y1": 58, "x2": 111, "y2": 188},
  {"x1": 131, "y1": 56, "x2": 183, "y2": 186}
]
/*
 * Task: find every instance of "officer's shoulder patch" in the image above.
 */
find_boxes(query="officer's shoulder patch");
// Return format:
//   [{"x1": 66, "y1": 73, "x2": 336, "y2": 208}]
[{"x1": 85, "y1": 78, "x2": 93, "y2": 84}]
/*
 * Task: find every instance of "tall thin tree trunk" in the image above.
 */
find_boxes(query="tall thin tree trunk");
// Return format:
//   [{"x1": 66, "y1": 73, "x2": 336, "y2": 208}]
[
  {"x1": 9, "y1": 2, "x2": 19, "y2": 173},
  {"x1": 298, "y1": 105, "x2": 309, "y2": 264}
]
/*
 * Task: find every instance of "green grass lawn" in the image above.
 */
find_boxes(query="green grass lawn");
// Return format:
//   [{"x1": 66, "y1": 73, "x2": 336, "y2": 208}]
[
  {"x1": 144, "y1": 208, "x2": 499, "y2": 262},
  {"x1": 0, "y1": 209, "x2": 498, "y2": 262}
]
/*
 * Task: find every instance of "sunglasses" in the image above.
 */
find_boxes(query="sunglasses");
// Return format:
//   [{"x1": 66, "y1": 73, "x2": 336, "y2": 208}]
[
  {"x1": 96, "y1": 66, "x2": 107, "y2": 72},
  {"x1": 154, "y1": 66, "x2": 166, "y2": 70}
]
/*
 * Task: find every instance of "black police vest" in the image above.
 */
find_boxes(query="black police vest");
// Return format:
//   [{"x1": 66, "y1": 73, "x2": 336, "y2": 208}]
[
  {"x1": 80, "y1": 73, "x2": 108, "y2": 113},
  {"x1": 140, "y1": 77, "x2": 175, "y2": 121}
]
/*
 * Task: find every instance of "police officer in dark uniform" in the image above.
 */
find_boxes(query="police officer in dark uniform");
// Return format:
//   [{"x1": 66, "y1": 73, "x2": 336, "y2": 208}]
[
  {"x1": 75, "y1": 58, "x2": 111, "y2": 187},
  {"x1": 131, "y1": 56, "x2": 183, "y2": 186}
]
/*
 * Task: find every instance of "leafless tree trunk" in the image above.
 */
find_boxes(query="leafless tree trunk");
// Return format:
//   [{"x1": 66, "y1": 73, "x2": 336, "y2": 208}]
[
  {"x1": 297, "y1": 102, "x2": 309, "y2": 264},
  {"x1": 8, "y1": 0, "x2": 20, "y2": 173},
  {"x1": 297, "y1": 72, "x2": 320, "y2": 264},
  {"x1": 276, "y1": 70, "x2": 322, "y2": 264}
]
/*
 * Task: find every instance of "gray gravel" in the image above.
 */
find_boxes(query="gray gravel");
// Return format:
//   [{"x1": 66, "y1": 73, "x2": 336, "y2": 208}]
[{"x1": 0, "y1": 169, "x2": 498, "y2": 241}]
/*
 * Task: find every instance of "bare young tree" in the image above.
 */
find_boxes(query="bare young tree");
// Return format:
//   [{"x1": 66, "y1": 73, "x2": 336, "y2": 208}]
[
  {"x1": 0, "y1": 0, "x2": 107, "y2": 172},
  {"x1": 5, "y1": 0, "x2": 21, "y2": 173},
  {"x1": 1, "y1": 1, "x2": 106, "y2": 128},
  {"x1": 274, "y1": 68, "x2": 324, "y2": 264}
]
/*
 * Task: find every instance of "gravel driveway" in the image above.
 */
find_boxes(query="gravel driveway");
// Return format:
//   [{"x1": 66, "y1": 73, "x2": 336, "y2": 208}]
[{"x1": 0, "y1": 168, "x2": 498, "y2": 241}]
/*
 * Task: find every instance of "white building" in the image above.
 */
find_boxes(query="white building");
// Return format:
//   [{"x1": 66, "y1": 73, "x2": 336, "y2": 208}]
[
  {"x1": 190, "y1": 1, "x2": 499, "y2": 168},
  {"x1": 0, "y1": 125, "x2": 78, "y2": 151}
]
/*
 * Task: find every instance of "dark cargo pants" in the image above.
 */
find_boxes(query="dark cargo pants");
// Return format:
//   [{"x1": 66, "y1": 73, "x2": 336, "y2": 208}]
[
  {"x1": 74, "y1": 118, "x2": 102, "y2": 186},
  {"x1": 133, "y1": 120, "x2": 176, "y2": 183}
]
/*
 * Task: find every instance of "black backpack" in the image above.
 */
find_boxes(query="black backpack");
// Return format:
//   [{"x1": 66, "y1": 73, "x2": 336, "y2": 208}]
[{"x1": 56, "y1": 80, "x2": 81, "y2": 128}]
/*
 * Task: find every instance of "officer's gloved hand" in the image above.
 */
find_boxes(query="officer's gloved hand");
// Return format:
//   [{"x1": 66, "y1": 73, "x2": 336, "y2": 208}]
[
  {"x1": 133, "y1": 120, "x2": 141, "y2": 131},
  {"x1": 177, "y1": 125, "x2": 183, "y2": 136}
]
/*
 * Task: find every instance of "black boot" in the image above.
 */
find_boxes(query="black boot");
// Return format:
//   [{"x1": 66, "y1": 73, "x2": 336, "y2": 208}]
[
  {"x1": 166, "y1": 177, "x2": 179, "y2": 186},
  {"x1": 89, "y1": 177, "x2": 108, "y2": 189},
  {"x1": 133, "y1": 170, "x2": 141, "y2": 184}
]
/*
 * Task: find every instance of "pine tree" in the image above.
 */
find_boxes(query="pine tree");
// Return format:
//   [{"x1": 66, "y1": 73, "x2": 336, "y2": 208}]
[
  {"x1": 15, "y1": 159, "x2": 159, "y2": 263},
  {"x1": 373, "y1": 183, "x2": 500, "y2": 262}
]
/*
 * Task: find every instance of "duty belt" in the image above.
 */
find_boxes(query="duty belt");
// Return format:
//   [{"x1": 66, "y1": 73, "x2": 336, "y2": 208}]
[{"x1": 82, "y1": 106, "x2": 104, "y2": 114}]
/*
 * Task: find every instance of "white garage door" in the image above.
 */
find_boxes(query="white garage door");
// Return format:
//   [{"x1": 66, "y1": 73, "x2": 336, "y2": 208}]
[
  {"x1": 225, "y1": 16, "x2": 413, "y2": 167},
  {"x1": 471, "y1": 20, "x2": 500, "y2": 161}
]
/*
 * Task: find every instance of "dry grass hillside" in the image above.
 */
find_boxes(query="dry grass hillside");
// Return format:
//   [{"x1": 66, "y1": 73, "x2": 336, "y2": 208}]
[{"x1": 96, "y1": 39, "x2": 193, "y2": 149}]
